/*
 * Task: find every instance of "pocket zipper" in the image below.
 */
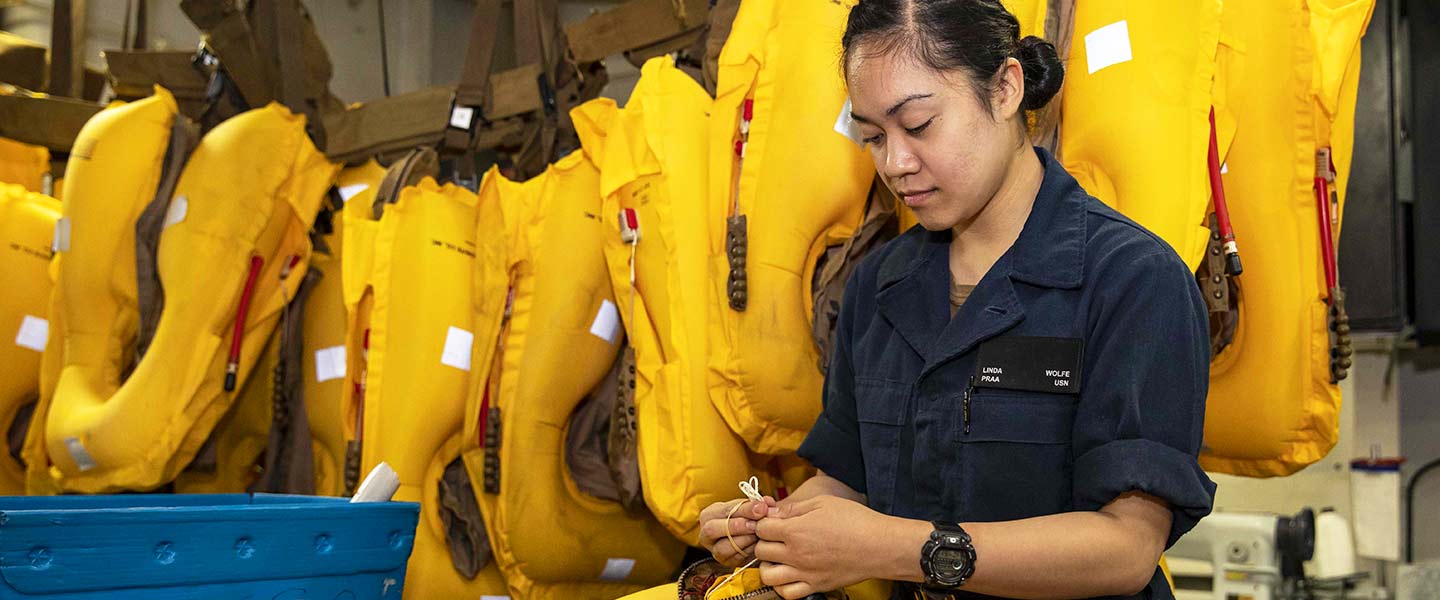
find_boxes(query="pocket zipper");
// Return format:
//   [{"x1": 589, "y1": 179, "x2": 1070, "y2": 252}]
[{"x1": 962, "y1": 376, "x2": 974, "y2": 436}]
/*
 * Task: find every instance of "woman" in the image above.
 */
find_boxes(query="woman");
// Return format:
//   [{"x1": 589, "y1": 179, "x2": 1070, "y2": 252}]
[{"x1": 695, "y1": 1, "x2": 1216, "y2": 598}]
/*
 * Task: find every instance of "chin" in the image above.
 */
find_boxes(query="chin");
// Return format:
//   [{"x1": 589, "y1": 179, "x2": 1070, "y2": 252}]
[{"x1": 912, "y1": 208, "x2": 961, "y2": 232}]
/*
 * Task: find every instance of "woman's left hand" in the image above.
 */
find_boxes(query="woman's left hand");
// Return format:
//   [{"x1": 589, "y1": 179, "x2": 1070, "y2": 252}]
[{"x1": 753, "y1": 495, "x2": 921, "y2": 599}]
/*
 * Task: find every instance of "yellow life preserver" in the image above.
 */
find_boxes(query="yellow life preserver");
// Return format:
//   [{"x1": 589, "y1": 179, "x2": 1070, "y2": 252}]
[
  {"x1": 340, "y1": 163, "x2": 387, "y2": 496},
  {"x1": 360, "y1": 178, "x2": 508, "y2": 599},
  {"x1": 0, "y1": 137, "x2": 49, "y2": 193},
  {"x1": 40, "y1": 101, "x2": 338, "y2": 493},
  {"x1": 574, "y1": 56, "x2": 764, "y2": 544},
  {"x1": 22, "y1": 91, "x2": 179, "y2": 494},
  {"x1": 173, "y1": 330, "x2": 280, "y2": 494},
  {"x1": 307, "y1": 162, "x2": 386, "y2": 496},
  {"x1": 472, "y1": 153, "x2": 684, "y2": 594},
  {"x1": 706, "y1": 0, "x2": 870, "y2": 457},
  {"x1": 1199, "y1": 0, "x2": 1373, "y2": 477},
  {"x1": 1059, "y1": 0, "x2": 1220, "y2": 271},
  {"x1": 0, "y1": 185, "x2": 59, "y2": 494}
]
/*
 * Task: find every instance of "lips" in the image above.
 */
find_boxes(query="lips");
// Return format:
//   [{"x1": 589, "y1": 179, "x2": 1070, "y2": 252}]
[{"x1": 899, "y1": 188, "x2": 937, "y2": 207}]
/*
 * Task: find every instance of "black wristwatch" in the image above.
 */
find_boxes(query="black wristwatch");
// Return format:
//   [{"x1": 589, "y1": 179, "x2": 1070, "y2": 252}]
[{"x1": 920, "y1": 521, "x2": 977, "y2": 590}]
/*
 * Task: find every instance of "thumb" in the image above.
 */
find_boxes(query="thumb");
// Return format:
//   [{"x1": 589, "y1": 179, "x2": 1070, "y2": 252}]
[{"x1": 768, "y1": 497, "x2": 820, "y2": 519}]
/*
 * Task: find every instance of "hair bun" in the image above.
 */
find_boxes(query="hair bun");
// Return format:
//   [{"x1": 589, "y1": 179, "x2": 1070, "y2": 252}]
[{"x1": 1016, "y1": 36, "x2": 1064, "y2": 111}]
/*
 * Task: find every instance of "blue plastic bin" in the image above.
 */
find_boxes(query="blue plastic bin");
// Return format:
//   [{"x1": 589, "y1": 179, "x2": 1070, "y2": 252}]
[{"x1": 0, "y1": 494, "x2": 419, "y2": 599}]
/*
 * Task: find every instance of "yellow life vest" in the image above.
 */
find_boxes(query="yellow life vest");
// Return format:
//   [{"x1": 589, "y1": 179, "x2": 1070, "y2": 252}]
[
  {"x1": 359, "y1": 177, "x2": 509, "y2": 599},
  {"x1": 1199, "y1": 0, "x2": 1373, "y2": 477},
  {"x1": 706, "y1": 0, "x2": 869, "y2": 457},
  {"x1": 0, "y1": 137, "x2": 49, "y2": 193},
  {"x1": 172, "y1": 329, "x2": 281, "y2": 494},
  {"x1": 40, "y1": 101, "x2": 338, "y2": 493},
  {"x1": 339, "y1": 163, "x2": 387, "y2": 496},
  {"x1": 573, "y1": 56, "x2": 766, "y2": 544},
  {"x1": 472, "y1": 153, "x2": 684, "y2": 594},
  {"x1": 22, "y1": 91, "x2": 179, "y2": 494},
  {"x1": 0, "y1": 184, "x2": 59, "y2": 494},
  {"x1": 1059, "y1": 0, "x2": 1220, "y2": 271}
]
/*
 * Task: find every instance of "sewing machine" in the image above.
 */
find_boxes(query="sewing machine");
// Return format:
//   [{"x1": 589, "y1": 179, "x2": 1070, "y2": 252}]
[{"x1": 1167, "y1": 509, "x2": 1316, "y2": 600}]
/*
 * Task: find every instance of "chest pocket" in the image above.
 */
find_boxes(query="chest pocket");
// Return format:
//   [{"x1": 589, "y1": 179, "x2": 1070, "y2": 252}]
[
  {"x1": 956, "y1": 388, "x2": 1074, "y2": 521},
  {"x1": 854, "y1": 377, "x2": 909, "y2": 514}
]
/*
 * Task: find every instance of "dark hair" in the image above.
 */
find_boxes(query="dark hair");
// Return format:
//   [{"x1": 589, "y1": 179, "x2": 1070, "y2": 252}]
[{"x1": 841, "y1": 0, "x2": 1064, "y2": 113}]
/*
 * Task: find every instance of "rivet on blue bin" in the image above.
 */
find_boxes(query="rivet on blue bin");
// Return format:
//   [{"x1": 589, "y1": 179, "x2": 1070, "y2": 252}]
[
  {"x1": 235, "y1": 538, "x2": 256, "y2": 559},
  {"x1": 28, "y1": 547, "x2": 51, "y2": 570},
  {"x1": 386, "y1": 531, "x2": 410, "y2": 550},
  {"x1": 154, "y1": 542, "x2": 176, "y2": 565},
  {"x1": 314, "y1": 534, "x2": 334, "y2": 555}
]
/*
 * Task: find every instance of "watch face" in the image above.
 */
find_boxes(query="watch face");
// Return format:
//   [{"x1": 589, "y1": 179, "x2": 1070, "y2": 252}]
[{"x1": 932, "y1": 548, "x2": 969, "y2": 582}]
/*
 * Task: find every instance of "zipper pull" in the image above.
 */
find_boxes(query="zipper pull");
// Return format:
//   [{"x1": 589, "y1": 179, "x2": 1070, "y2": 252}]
[{"x1": 963, "y1": 376, "x2": 974, "y2": 436}]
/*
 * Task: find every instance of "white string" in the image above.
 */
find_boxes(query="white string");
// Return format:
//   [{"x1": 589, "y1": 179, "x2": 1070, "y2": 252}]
[{"x1": 706, "y1": 477, "x2": 766, "y2": 599}]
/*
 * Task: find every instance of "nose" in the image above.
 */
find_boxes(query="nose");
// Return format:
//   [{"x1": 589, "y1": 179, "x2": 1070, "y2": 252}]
[{"x1": 881, "y1": 137, "x2": 921, "y2": 183}]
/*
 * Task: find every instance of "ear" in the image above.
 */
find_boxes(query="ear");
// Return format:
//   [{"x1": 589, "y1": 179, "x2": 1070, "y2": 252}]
[{"x1": 991, "y1": 56, "x2": 1025, "y2": 122}]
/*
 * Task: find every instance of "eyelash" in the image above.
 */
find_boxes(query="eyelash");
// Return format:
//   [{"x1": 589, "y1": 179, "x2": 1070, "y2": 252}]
[{"x1": 905, "y1": 118, "x2": 934, "y2": 135}]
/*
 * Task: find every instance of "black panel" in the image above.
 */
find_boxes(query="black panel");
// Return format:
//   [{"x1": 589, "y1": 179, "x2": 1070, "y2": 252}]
[
  {"x1": 1340, "y1": 0, "x2": 1406, "y2": 332},
  {"x1": 1407, "y1": 0, "x2": 1440, "y2": 344}
]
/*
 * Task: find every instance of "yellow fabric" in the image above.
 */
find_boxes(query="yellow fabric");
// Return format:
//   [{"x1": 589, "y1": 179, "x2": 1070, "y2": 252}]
[
  {"x1": 573, "y1": 57, "x2": 763, "y2": 544},
  {"x1": 308, "y1": 163, "x2": 384, "y2": 496},
  {"x1": 1059, "y1": 0, "x2": 1220, "y2": 271},
  {"x1": 475, "y1": 153, "x2": 684, "y2": 593},
  {"x1": 1200, "y1": 0, "x2": 1373, "y2": 477},
  {"x1": 616, "y1": 574, "x2": 892, "y2": 600},
  {"x1": 1002, "y1": 0, "x2": 1048, "y2": 41},
  {"x1": 23, "y1": 91, "x2": 176, "y2": 495},
  {"x1": 340, "y1": 165, "x2": 385, "y2": 479},
  {"x1": 360, "y1": 178, "x2": 508, "y2": 599},
  {"x1": 0, "y1": 137, "x2": 49, "y2": 193},
  {"x1": 172, "y1": 330, "x2": 279, "y2": 494},
  {"x1": 0, "y1": 185, "x2": 59, "y2": 494},
  {"x1": 40, "y1": 101, "x2": 338, "y2": 493},
  {"x1": 706, "y1": 0, "x2": 869, "y2": 456}
]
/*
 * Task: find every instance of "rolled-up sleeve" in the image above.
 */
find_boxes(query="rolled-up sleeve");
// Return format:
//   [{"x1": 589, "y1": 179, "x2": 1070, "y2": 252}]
[
  {"x1": 798, "y1": 271, "x2": 867, "y2": 495},
  {"x1": 1073, "y1": 250, "x2": 1217, "y2": 548}
]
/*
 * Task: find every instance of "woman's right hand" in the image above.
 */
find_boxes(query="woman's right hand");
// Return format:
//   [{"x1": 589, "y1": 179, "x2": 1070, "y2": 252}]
[{"x1": 699, "y1": 496, "x2": 777, "y2": 567}]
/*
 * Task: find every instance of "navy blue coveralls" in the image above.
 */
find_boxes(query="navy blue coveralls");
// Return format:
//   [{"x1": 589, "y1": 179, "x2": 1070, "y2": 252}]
[{"x1": 798, "y1": 148, "x2": 1218, "y2": 600}]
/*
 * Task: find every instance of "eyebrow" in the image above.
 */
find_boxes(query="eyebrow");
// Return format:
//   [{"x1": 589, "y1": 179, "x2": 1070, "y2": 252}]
[{"x1": 850, "y1": 93, "x2": 935, "y2": 124}]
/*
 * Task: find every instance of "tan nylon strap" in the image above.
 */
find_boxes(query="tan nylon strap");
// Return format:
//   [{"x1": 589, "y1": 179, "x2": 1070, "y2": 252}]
[{"x1": 455, "y1": 0, "x2": 503, "y2": 108}]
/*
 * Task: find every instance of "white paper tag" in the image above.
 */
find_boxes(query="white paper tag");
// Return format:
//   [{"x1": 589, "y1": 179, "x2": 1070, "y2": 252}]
[
  {"x1": 589, "y1": 299, "x2": 621, "y2": 344},
  {"x1": 338, "y1": 184, "x2": 370, "y2": 203},
  {"x1": 450, "y1": 106, "x2": 476, "y2": 130},
  {"x1": 65, "y1": 437, "x2": 97, "y2": 472},
  {"x1": 14, "y1": 315, "x2": 48, "y2": 352},
  {"x1": 833, "y1": 97, "x2": 865, "y2": 147},
  {"x1": 52, "y1": 217, "x2": 71, "y2": 252},
  {"x1": 314, "y1": 345, "x2": 347, "y2": 383},
  {"x1": 440, "y1": 326, "x2": 474, "y2": 372},
  {"x1": 1220, "y1": 162, "x2": 1229, "y2": 175},
  {"x1": 1085, "y1": 20, "x2": 1133, "y2": 74},
  {"x1": 599, "y1": 557, "x2": 636, "y2": 582},
  {"x1": 164, "y1": 195, "x2": 189, "y2": 228}
]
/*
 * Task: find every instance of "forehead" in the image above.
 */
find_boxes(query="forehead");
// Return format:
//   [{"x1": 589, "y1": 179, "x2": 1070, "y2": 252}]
[{"x1": 845, "y1": 47, "x2": 969, "y2": 117}]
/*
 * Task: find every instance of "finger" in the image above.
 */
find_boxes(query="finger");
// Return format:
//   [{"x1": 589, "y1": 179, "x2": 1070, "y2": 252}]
[
  {"x1": 747, "y1": 500, "x2": 770, "y2": 520},
  {"x1": 753, "y1": 540, "x2": 788, "y2": 563},
  {"x1": 754, "y1": 515, "x2": 786, "y2": 540},
  {"x1": 714, "y1": 534, "x2": 758, "y2": 564},
  {"x1": 767, "y1": 496, "x2": 819, "y2": 519},
  {"x1": 700, "y1": 501, "x2": 730, "y2": 522},
  {"x1": 758, "y1": 561, "x2": 804, "y2": 588},
  {"x1": 775, "y1": 582, "x2": 817, "y2": 600}
]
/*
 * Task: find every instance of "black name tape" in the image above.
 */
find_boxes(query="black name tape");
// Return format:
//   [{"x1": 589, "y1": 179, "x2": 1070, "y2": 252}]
[{"x1": 974, "y1": 336, "x2": 1083, "y2": 394}]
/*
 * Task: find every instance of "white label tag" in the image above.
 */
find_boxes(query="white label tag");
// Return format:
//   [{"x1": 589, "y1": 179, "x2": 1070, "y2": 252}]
[
  {"x1": 1085, "y1": 20, "x2": 1133, "y2": 74},
  {"x1": 164, "y1": 195, "x2": 189, "y2": 228},
  {"x1": 440, "y1": 326, "x2": 474, "y2": 372},
  {"x1": 65, "y1": 437, "x2": 97, "y2": 472},
  {"x1": 599, "y1": 557, "x2": 636, "y2": 582},
  {"x1": 1220, "y1": 162, "x2": 1229, "y2": 175},
  {"x1": 833, "y1": 97, "x2": 865, "y2": 147},
  {"x1": 314, "y1": 345, "x2": 347, "y2": 383},
  {"x1": 14, "y1": 315, "x2": 48, "y2": 352},
  {"x1": 450, "y1": 106, "x2": 476, "y2": 130},
  {"x1": 338, "y1": 184, "x2": 370, "y2": 203},
  {"x1": 589, "y1": 299, "x2": 621, "y2": 344},
  {"x1": 52, "y1": 217, "x2": 71, "y2": 252}
]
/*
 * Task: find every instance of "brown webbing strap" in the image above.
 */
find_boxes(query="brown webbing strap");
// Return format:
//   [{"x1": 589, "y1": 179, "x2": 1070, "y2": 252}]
[
  {"x1": 1033, "y1": 0, "x2": 1076, "y2": 154},
  {"x1": 182, "y1": 0, "x2": 276, "y2": 108},
  {"x1": 134, "y1": 0, "x2": 149, "y2": 50},
  {"x1": 250, "y1": 267, "x2": 320, "y2": 495},
  {"x1": 443, "y1": 0, "x2": 503, "y2": 157},
  {"x1": 134, "y1": 116, "x2": 202, "y2": 362},
  {"x1": 372, "y1": 147, "x2": 440, "y2": 219}
]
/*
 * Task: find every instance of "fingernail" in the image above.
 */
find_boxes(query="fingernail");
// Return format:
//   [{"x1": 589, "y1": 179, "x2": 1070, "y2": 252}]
[{"x1": 767, "y1": 506, "x2": 780, "y2": 517}]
